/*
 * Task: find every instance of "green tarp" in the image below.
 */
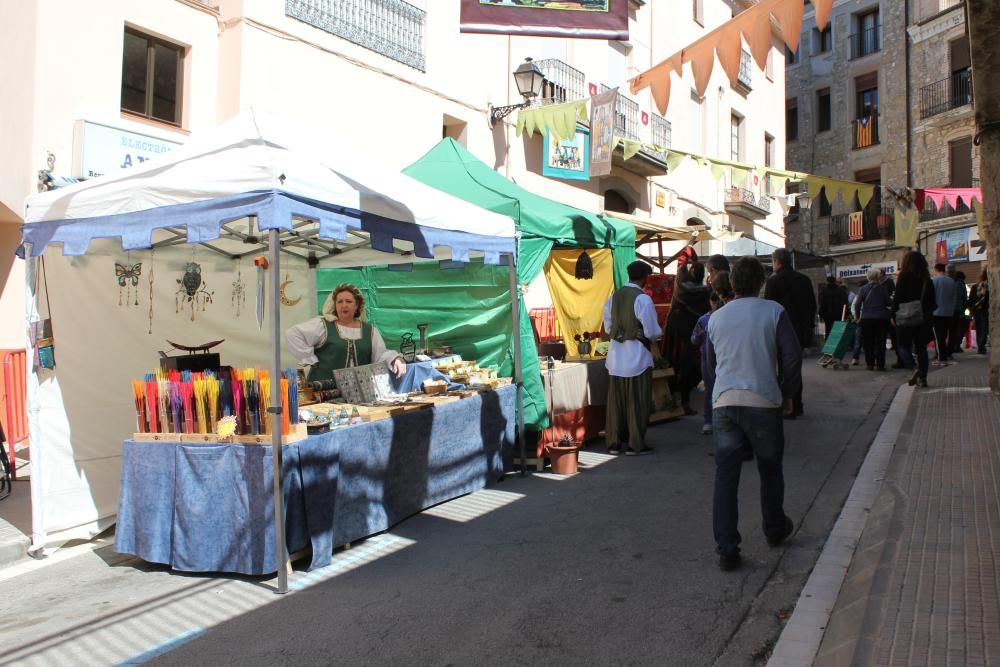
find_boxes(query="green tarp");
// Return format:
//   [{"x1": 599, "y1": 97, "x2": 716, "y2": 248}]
[
  {"x1": 403, "y1": 138, "x2": 636, "y2": 431},
  {"x1": 316, "y1": 261, "x2": 513, "y2": 374}
]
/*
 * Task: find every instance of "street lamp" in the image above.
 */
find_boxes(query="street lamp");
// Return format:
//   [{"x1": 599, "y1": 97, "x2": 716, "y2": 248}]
[
  {"x1": 796, "y1": 192, "x2": 812, "y2": 210},
  {"x1": 488, "y1": 57, "x2": 546, "y2": 128}
]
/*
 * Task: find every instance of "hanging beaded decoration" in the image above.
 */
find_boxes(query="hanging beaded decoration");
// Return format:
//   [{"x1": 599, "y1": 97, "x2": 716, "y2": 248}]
[
  {"x1": 115, "y1": 251, "x2": 142, "y2": 306},
  {"x1": 232, "y1": 261, "x2": 247, "y2": 317},
  {"x1": 148, "y1": 248, "x2": 155, "y2": 335}
]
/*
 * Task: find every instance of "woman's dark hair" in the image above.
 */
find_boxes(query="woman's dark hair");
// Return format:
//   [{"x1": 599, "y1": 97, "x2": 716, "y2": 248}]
[
  {"x1": 711, "y1": 270, "x2": 733, "y2": 301},
  {"x1": 980, "y1": 268, "x2": 988, "y2": 283},
  {"x1": 688, "y1": 262, "x2": 706, "y2": 284},
  {"x1": 730, "y1": 257, "x2": 766, "y2": 297},
  {"x1": 706, "y1": 254, "x2": 730, "y2": 273},
  {"x1": 899, "y1": 250, "x2": 930, "y2": 282}
]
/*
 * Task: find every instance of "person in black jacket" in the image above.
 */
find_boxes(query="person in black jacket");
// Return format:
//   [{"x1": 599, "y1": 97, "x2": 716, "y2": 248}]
[
  {"x1": 664, "y1": 261, "x2": 711, "y2": 415},
  {"x1": 817, "y1": 276, "x2": 849, "y2": 337},
  {"x1": 970, "y1": 267, "x2": 990, "y2": 354},
  {"x1": 892, "y1": 250, "x2": 937, "y2": 387},
  {"x1": 764, "y1": 248, "x2": 817, "y2": 416}
]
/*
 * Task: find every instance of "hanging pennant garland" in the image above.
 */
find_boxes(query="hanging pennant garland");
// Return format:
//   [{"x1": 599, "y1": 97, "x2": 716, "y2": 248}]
[{"x1": 115, "y1": 252, "x2": 142, "y2": 307}]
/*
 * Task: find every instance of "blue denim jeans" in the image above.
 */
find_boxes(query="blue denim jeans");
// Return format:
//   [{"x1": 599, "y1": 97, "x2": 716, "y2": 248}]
[{"x1": 712, "y1": 405, "x2": 788, "y2": 556}]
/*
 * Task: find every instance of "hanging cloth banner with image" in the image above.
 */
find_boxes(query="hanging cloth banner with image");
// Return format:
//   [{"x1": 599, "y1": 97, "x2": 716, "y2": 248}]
[
  {"x1": 589, "y1": 87, "x2": 618, "y2": 178},
  {"x1": 460, "y1": 0, "x2": 628, "y2": 40}
]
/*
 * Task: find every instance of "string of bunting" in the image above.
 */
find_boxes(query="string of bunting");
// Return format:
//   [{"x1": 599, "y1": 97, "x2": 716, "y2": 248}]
[{"x1": 629, "y1": 0, "x2": 833, "y2": 116}]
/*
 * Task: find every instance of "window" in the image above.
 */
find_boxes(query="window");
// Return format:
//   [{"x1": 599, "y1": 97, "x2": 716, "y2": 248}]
[
  {"x1": 737, "y1": 50, "x2": 753, "y2": 90},
  {"x1": 693, "y1": 0, "x2": 704, "y2": 26},
  {"x1": 817, "y1": 88, "x2": 832, "y2": 132},
  {"x1": 121, "y1": 28, "x2": 184, "y2": 125},
  {"x1": 765, "y1": 134, "x2": 775, "y2": 169},
  {"x1": 851, "y1": 10, "x2": 880, "y2": 59},
  {"x1": 855, "y1": 75, "x2": 879, "y2": 120},
  {"x1": 949, "y1": 137, "x2": 973, "y2": 187},
  {"x1": 813, "y1": 26, "x2": 832, "y2": 54},
  {"x1": 730, "y1": 113, "x2": 743, "y2": 162},
  {"x1": 786, "y1": 46, "x2": 800, "y2": 66},
  {"x1": 786, "y1": 99, "x2": 799, "y2": 141},
  {"x1": 765, "y1": 47, "x2": 774, "y2": 81}
]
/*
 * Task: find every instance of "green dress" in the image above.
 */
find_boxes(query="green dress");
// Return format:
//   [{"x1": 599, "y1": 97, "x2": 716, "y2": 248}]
[{"x1": 307, "y1": 320, "x2": 374, "y2": 382}]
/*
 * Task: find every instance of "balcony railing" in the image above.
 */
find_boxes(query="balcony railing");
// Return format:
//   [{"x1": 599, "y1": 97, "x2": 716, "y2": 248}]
[
  {"x1": 919, "y1": 198, "x2": 973, "y2": 223},
  {"x1": 914, "y1": 0, "x2": 963, "y2": 23},
  {"x1": 829, "y1": 206, "x2": 895, "y2": 245},
  {"x1": 849, "y1": 25, "x2": 881, "y2": 59},
  {"x1": 919, "y1": 69, "x2": 973, "y2": 119},
  {"x1": 285, "y1": 0, "x2": 426, "y2": 71},
  {"x1": 536, "y1": 58, "x2": 586, "y2": 106},
  {"x1": 651, "y1": 113, "x2": 671, "y2": 150},
  {"x1": 852, "y1": 113, "x2": 879, "y2": 149},
  {"x1": 601, "y1": 85, "x2": 641, "y2": 141},
  {"x1": 725, "y1": 186, "x2": 771, "y2": 213}
]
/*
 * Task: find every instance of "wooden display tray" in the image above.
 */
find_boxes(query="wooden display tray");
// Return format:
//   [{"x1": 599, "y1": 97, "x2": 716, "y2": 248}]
[
  {"x1": 309, "y1": 401, "x2": 432, "y2": 423},
  {"x1": 133, "y1": 422, "x2": 308, "y2": 445}
]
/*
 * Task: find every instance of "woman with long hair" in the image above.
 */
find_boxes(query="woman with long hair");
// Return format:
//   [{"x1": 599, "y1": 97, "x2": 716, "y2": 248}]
[{"x1": 892, "y1": 250, "x2": 937, "y2": 387}]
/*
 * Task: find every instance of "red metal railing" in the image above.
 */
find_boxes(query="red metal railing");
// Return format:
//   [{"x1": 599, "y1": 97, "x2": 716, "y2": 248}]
[
  {"x1": 528, "y1": 307, "x2": 563, "y2": 342},
  {"x1": 2, "y1": 349, "x2": 28, "y2": 479}
]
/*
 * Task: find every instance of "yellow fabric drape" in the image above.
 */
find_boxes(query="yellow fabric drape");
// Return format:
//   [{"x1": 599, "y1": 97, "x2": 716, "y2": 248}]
[{"x1": 544, "y1": 249, "x2": 614, "y2": 358}]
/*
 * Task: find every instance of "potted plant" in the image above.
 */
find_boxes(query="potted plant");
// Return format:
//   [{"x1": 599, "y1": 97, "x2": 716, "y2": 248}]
[
  {"x1": 573, "y1": 331, "x2": 600, "y2": 357},
  {"x1": 546, "y1": 432, "x2": 580, "y2": 475}
]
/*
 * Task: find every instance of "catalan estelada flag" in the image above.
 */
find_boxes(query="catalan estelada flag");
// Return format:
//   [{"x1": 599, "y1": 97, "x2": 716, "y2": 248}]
[{"x1": 856, "y1": 116, "x2": 873, "y2": 148}]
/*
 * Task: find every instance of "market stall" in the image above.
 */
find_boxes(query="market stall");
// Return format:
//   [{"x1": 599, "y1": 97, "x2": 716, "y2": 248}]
[
  {"x1": 403, "y1": 138, "x2": 636, "y2": 459},
  {"x1": 21, "y1": 110, "x2": 520, "y2": 585}
]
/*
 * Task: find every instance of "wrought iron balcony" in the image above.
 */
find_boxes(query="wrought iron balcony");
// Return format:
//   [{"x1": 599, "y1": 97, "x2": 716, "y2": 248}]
[
  {"x1": 919, "y1": 69, "x2": 973, "y2": 119},
  {"x1": 535, "y1": 58, "x2": 586, "y2": 106},
  {"x1": 852, "y1": 113, "x2": 879, "y2": 149},
  {"x1": 828, "y1": 206, "x2": 895, "y2": 245},
  {"x1": 919, "y1": 198, "x2": 973, "y2": 223},
  {"x1": 601, "y1": 84, "x2": 641, "y2": 141},
  {"x1": 724, "y1": 186, "x2": 771, "y2": 220},
  {"x1": 651, "y1": 113, "x2": 672, "y2": 151},
  {"x1": 285, "y1": 0, "x2": 426, "y2": 71},
  {"x1": 849, "y1": 25, "x2": 881, "y2": 60}
]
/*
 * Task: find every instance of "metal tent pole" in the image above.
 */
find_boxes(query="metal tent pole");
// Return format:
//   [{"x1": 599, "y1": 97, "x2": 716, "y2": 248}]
[
  {"x1": 268, "y1": 227, "x2": 288, "y2": 594},
  {"x1": 507, "y1": 253, "x2": 526, "y2": 476}
]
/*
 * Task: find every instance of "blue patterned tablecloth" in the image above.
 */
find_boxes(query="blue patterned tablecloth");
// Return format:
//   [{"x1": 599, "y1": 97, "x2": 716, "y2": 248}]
[{"x1": 114, "y1": 385, "x2": 516, "y2": 575}]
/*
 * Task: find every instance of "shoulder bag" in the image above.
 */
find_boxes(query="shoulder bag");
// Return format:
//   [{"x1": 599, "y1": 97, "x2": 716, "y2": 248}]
[{"x1": 895, "y1": 280, "x2": 927, "y2": 327}]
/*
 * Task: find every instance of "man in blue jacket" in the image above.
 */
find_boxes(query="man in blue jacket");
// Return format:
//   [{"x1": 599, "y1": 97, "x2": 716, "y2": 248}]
[
  {"x1": 932, "y1": 263, "x2": 958, "y2": 363},
  {"x1": 707, "y1": 257, "x2": 802, "y2": 571}
]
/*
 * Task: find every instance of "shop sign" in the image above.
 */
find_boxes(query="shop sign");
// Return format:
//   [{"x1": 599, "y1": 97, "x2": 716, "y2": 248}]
[
  {"x1": 936, "y1": 227, "x2": 970, "y2": 263},
  {"x1": 542, "y1": 128, "x2": 590, "y2": 182},
  {"x1": 835, "y1": 260, "x2": 897, "y2": 280},
  {"x1": 73, "y1": 120, "x2": 182, "y2": 179}
]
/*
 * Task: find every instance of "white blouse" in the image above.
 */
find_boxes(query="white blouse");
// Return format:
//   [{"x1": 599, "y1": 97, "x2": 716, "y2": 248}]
[{"x1": 286, "y1": 317, "x2": 400, "y2": 368}]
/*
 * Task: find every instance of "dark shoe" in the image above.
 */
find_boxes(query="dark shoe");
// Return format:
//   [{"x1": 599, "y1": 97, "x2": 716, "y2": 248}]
[
  {"x1": 718, "y1": 552, "x2": 742, "y2": 571},
  {"x1": 908, "y1": 370, "x2": 919, "y2": 387},
  {"x1": 876, "y1": 366, "x2": 886, "y2": 371},
  {"x1": 607, "y1": 445, "x2": 621, "y2": 455},
  {"x1": 766, "y1": 516, "x2": 795, "y2": 547},
  {"x1": 625, "y1": 446, "x2": 654, "y2": 456},
  {"x1": 918, "y1": 378, "x2": 928, "y2": 388},
  {"x1": 682, "y1": 406, "x2": 698, "y2": 416},
  {"x1": 867, "y1": 365, "x2": 875, "y2": 371},
  {"x1": 851, "y1": 358, "x2": 860, "y2": 366},
  {"x1": 891, "y1": 361, "x2": 905, "y2": 369}
]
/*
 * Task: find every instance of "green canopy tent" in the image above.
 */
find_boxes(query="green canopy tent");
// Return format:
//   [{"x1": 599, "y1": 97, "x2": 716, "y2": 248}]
[{"x1": 403, "y1": 138, "x2": 636, "y2": 434}]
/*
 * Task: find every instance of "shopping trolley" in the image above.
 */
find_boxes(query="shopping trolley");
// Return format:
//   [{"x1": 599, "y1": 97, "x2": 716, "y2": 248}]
[{"x1": 818, "y1": 320, "x2": 858, "y2": 370}]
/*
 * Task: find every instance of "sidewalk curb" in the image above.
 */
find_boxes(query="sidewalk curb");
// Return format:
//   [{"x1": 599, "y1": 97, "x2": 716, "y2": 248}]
[{"x1": 766, "y1": 382, "x2": 914, "y2": 667}]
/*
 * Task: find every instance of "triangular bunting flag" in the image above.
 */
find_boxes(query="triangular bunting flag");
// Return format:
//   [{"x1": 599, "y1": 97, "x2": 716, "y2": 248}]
[{"x1": 895, "y1": 207, "x2": 918, "y2": 248}]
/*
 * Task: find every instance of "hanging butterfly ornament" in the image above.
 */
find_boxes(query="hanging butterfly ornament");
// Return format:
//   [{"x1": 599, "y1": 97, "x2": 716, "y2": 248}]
[
  {"x1": 175, "y1": 261, "x2": 214, "y2": 321},
  {"x1": 115, "y1": 254, "x2": 143, "y2": 306},
  {"x1": 232, "y1": 262, "x2": 247, "y2": 317}
]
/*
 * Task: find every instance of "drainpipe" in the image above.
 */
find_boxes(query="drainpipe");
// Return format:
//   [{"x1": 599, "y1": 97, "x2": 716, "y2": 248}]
[{"x1": 905, "y1": 0, "x2": 912, "y2": 187}]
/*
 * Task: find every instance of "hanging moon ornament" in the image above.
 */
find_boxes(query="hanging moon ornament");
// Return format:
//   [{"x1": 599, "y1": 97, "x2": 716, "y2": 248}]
[{"x1": 279, "y1": 275, "x2": 302, "y2": 306}]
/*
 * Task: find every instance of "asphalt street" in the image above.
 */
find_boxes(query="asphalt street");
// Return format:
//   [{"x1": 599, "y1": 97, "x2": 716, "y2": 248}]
[{"x1": 0, "y1": 360, "x2": 903, "y2": 666}]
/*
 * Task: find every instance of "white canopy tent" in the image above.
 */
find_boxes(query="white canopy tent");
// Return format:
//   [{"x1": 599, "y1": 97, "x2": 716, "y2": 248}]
[{"x1": 22, "y1": 109, "x2": 521, "y2": 591}]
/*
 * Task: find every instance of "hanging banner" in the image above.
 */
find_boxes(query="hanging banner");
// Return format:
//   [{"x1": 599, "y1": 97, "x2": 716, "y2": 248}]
[
  {"x1": 848, "y1": 211, "x2": 864, "y2": 241},
  {"x1": 460, "y1": 0, "x2": 629, "y2": 40},
  {"x1": 589, "y1": 87, "x2": 618, "y2": 178},
  {"x1": 938, "y1": 228, "x2": 970, "y2": 263},
  {"x1": 542, "y1": 129, "x2": 590, "y2": 181}
]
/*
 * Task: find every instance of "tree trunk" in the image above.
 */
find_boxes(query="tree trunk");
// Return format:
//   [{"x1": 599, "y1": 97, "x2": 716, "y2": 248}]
[{"x1": 967, "y1": 0, "x2": 1000, "y2": 393}]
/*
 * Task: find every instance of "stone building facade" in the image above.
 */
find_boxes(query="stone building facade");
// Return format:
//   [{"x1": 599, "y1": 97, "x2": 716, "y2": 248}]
[{"x1": 784, "y1": 0, "x2": 980, "y2": 291}]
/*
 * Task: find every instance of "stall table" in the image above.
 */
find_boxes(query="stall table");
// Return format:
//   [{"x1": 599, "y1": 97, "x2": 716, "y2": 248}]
[
  {"x1": 115, "y1": 385, "x2": 516, "y2": 575},
  {"x1": 537, "y1": 358, "x2": 608, "y2": 458}
]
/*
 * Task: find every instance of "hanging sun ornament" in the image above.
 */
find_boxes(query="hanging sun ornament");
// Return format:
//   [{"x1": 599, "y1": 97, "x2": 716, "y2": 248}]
[
  {"x1": 175, "y1": 262, "x2": 214, "y2": 321},
  {"x1": 231, "y1": 262, "x2": 247, "y2": 317},
  {"x1": 115, "y1": 254, "x2": 143, "y2": 306}
]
